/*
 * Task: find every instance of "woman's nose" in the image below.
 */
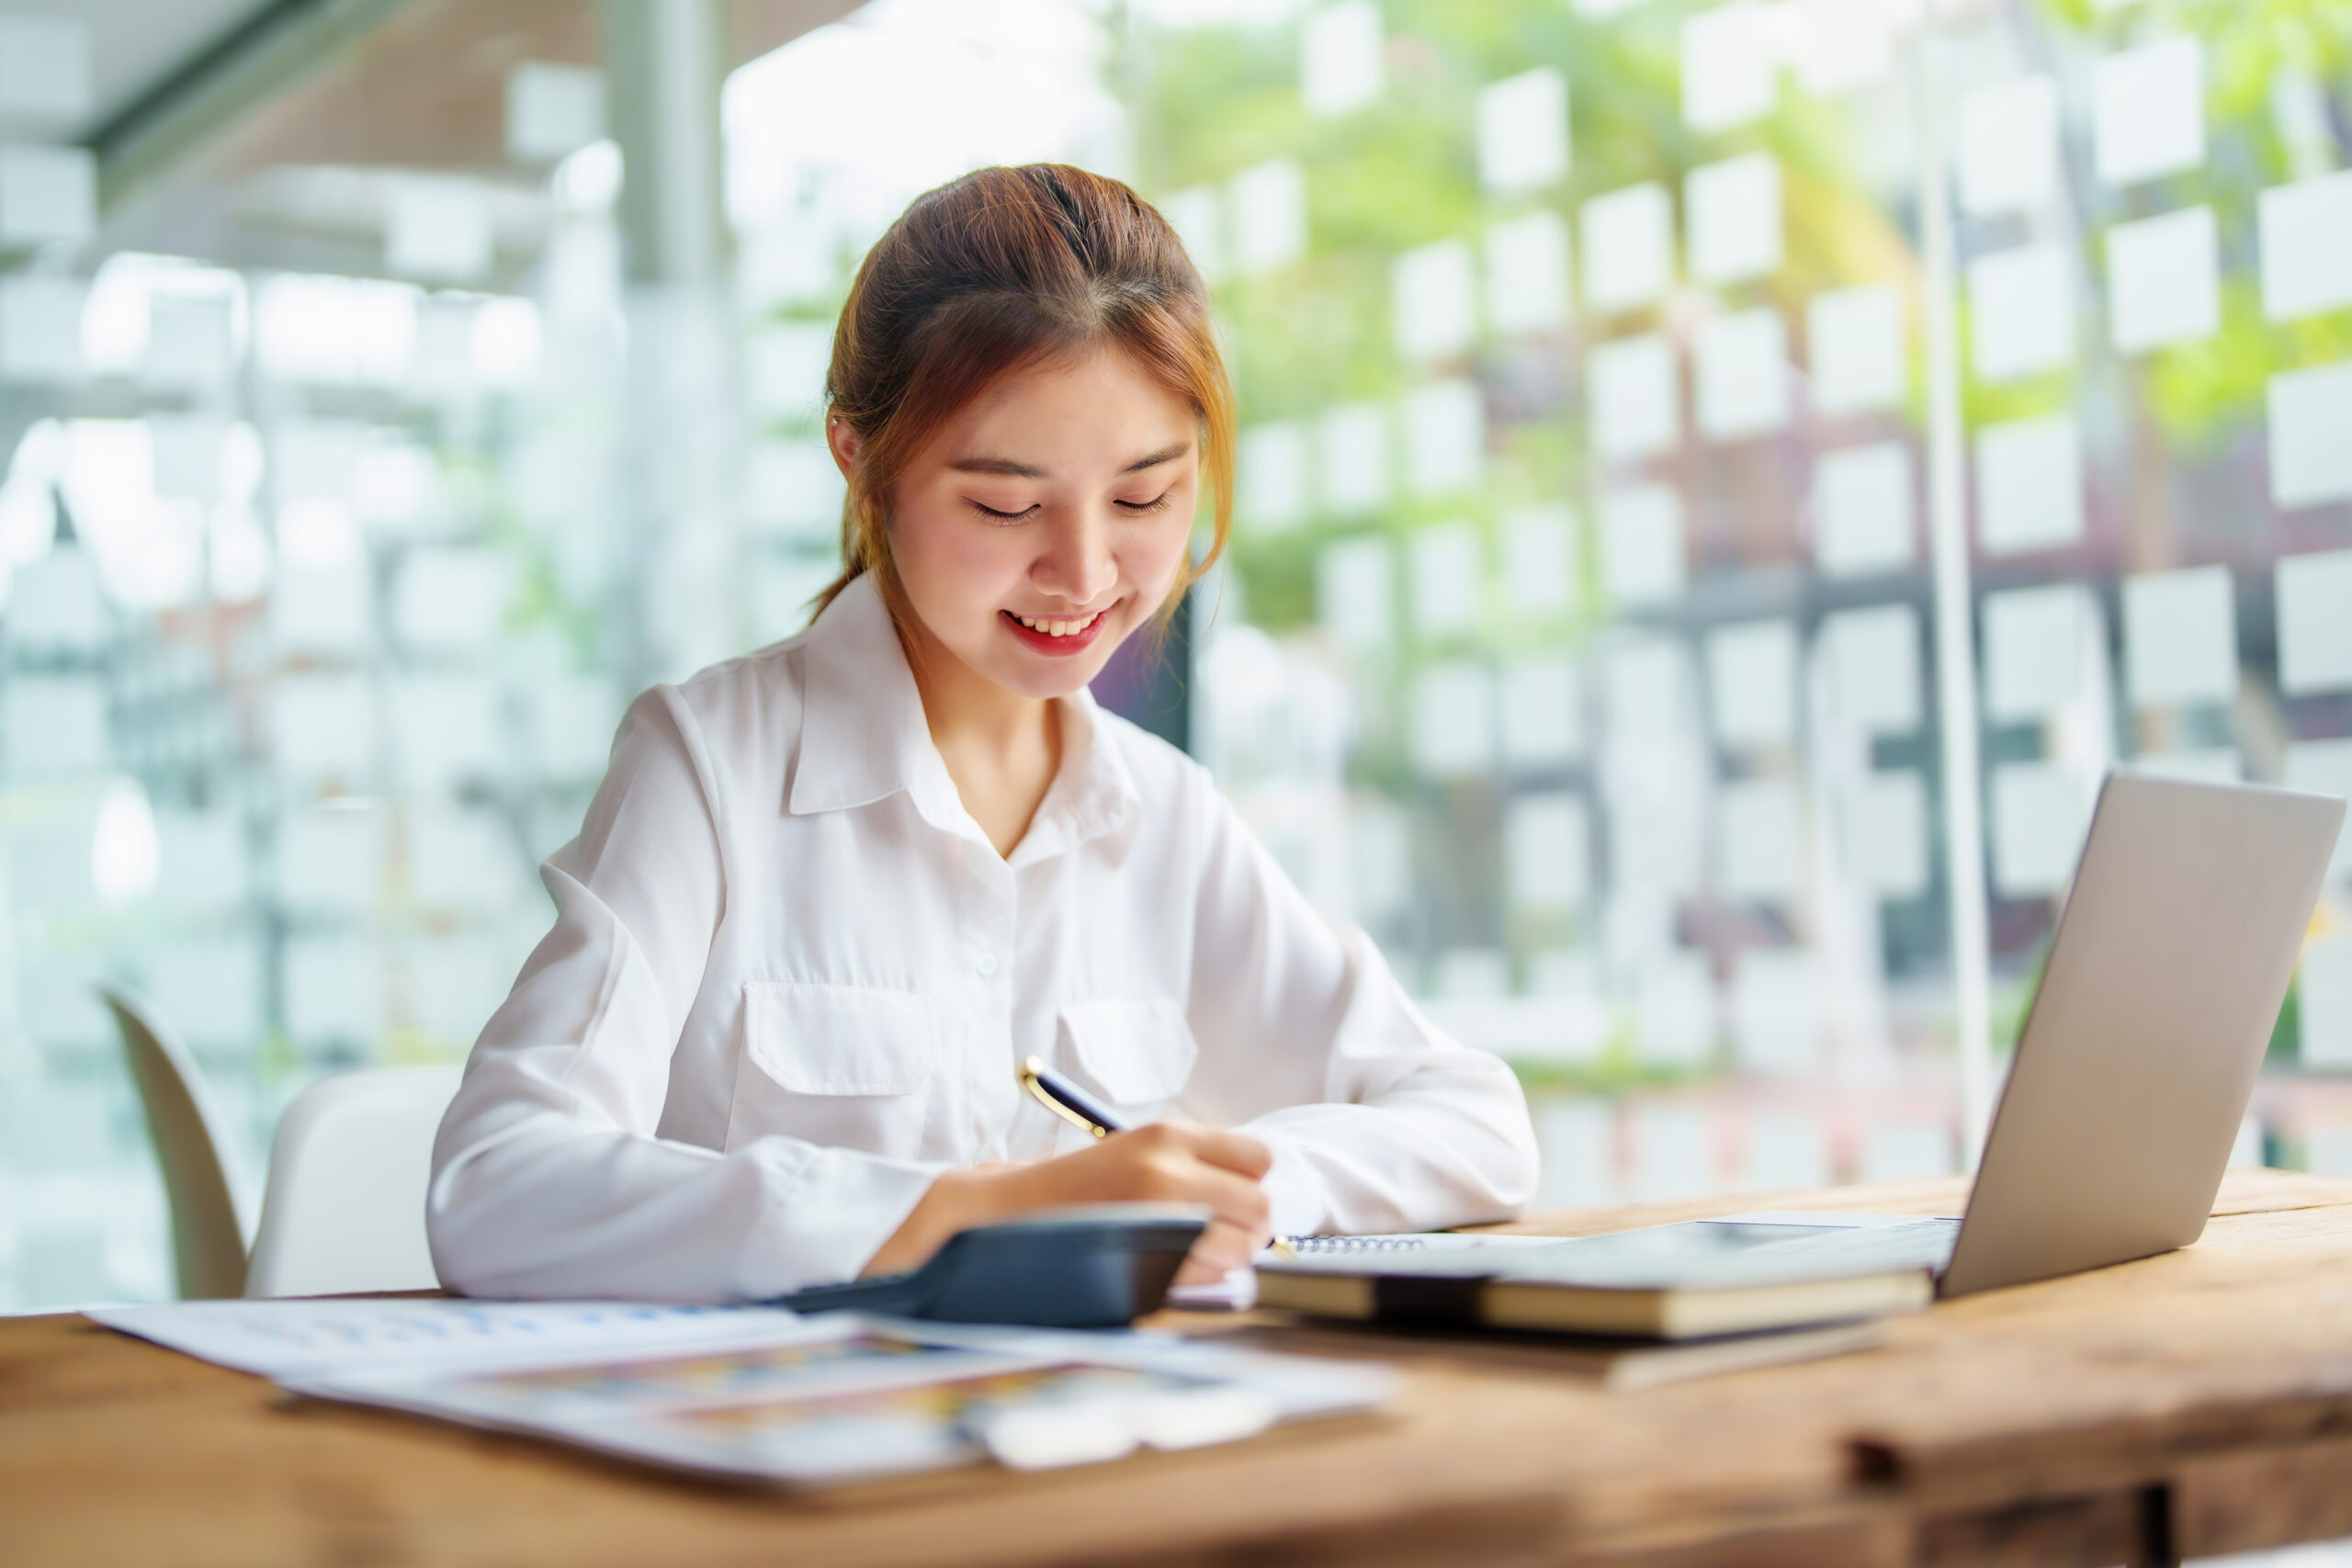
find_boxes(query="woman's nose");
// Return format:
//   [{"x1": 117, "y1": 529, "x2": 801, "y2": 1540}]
[{"x1": 1032, "y1": 513, "x2": 1117, "y2": 604}]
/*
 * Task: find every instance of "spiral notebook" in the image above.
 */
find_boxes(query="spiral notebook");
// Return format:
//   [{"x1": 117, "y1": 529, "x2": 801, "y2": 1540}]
[{"x1": 1166, "y1": 1233, "x2": 1565, "y2": 1311}]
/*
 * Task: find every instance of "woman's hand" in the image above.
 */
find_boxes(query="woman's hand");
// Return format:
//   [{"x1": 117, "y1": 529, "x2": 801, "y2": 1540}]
[{"x1": 862, "y1": 1122, "x2": 1273, "y2": 1285}]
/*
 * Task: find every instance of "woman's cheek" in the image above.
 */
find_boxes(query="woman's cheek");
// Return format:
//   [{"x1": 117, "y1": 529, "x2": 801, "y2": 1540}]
[
  {"x1": 900, "y1": 502, "x2": 1008, "y2": 608},
  {"x1": 1134, "y1": 511, "x2": 1194, "y2": 599}
]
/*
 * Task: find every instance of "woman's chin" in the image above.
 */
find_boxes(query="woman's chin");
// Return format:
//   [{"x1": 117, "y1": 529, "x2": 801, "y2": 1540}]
[{"x1": 988, "y1": 650, "x2": 1118, "y2": 701}]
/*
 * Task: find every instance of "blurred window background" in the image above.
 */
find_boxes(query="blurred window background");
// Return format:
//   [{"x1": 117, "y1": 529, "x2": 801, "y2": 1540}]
[{"x1": 1, "y1": 0, "x2": 2347, "y2": 1311}]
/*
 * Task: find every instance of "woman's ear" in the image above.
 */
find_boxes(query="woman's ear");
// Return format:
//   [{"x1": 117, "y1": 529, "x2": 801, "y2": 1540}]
[{"x1": 826, "y1": 416, "x2": 862, "y2": 480}]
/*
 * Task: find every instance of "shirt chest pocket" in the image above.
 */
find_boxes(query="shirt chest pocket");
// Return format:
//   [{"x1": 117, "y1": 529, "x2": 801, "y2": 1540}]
[
  {"x1": 1057, "y1": 998, "x2": 1200, "y2": 1120},
  {"x1": 730, "y1": 981, "x2": 937, "y2": 1156}
]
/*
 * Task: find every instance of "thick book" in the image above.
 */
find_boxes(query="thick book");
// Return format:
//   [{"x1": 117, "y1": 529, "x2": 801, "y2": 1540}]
[
  {"x1": 1256, "y1": 1229, "x2": 1933, "y2": 1340},
  {"x1": 1530, "y1": 1321, "x2": 1893, "y2": 1389}
]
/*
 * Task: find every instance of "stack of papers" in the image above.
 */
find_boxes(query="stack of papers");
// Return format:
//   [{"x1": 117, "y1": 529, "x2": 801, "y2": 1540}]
[
  {"x1": 88, "y1": 1300, "x2": 1395, "y2": 1488},
  {"x1": 88, "y1": 1299, "x2": 807, "y2": 1379}
]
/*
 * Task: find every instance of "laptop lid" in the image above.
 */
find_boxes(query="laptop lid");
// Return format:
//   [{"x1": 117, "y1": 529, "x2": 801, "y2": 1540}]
[{"x1": 1939, "y1": 772, "x2": 2345, "y2": 1298}]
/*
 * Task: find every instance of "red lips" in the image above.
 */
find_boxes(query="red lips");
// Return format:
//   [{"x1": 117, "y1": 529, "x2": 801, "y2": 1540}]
[{"x1": 1001, "y1": 607, "x2": 1110, "y2": 656}]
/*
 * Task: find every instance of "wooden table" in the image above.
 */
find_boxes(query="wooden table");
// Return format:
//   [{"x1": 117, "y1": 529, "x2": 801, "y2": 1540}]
[{"x1": 8, "y1": 1169, "x2": 2352, "y2": 1568}]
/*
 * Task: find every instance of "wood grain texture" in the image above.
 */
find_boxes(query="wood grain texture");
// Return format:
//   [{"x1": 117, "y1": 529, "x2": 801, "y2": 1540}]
[
  {"x1": 6, "y1": 1170, "x2": 2351, "y2": 1568},
  {"x1": 1558, "y1": 1509, "x2": 1911, "y2": 1568},
  {"x1": 1910, "y1": 1491, "x2": 2149, "y2": 1568},
  {"x1": 1848, "y1": 1202, "x2": 2352, "y2": 1508},
  {"x1": 2171, "y1": 1435, "x2": 2352, "y2": 1559}
]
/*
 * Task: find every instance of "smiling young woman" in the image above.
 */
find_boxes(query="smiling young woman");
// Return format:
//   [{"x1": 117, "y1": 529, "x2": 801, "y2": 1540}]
[
  {"x1": 425, "y1": 164, "x2": 1537, "y2": 1302},
  {"x1": 833, "y1": 345, "x2": 1201, "y2": 859}
]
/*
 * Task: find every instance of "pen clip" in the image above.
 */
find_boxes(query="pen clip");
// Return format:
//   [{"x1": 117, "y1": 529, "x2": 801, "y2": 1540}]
[{"x1": 1019, "y1": 1055, "x2": 1114, "y2": 1139}]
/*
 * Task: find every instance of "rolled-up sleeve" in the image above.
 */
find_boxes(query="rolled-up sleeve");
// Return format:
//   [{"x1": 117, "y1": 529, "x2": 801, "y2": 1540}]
[
  {"x1": 1176, "y1": 781, "x2": 1540, "y2": 1238},
  {"x1": 424, "y1": 688, "x2": 940, "y2": 1301}
]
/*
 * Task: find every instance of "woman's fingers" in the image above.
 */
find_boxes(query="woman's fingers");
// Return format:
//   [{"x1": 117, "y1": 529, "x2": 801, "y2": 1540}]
[
  {"x1": 1114, "y1": 1121, "x2": 1272, "y2": 1183},
  {"x1": 1173, "y1": 1217, "x2": 1261, "y2": 1285},
  {"x1": 1178, "y1": 1162, "x2": 1270, "y2": 1238},
  {"x1": 998, "y1": 1122, "x2": 1273, "y2": 1255},
  {"x1": 1192, "y1": 1215, "x2": 1262, "y2": 1270},
  {"x1": 1120, "y1": 1128, "x2": 1269, "y2": 1233},
  {"x1": 1171, "y1": 1255, "x2": 1226, "y2": 1288},
  {"x1": 1182, "y1": 1124, "x2": 1273, "y2": 1180}
]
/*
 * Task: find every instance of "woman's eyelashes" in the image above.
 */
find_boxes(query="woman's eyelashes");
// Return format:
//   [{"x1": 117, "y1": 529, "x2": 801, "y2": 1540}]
[{"x1": 962, "y1": 488, "x2": 1175, "y2": 524}]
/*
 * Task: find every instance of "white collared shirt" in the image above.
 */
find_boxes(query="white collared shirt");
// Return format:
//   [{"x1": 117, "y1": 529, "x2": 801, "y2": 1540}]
[{"x1": 427, "y1": 574, "x2": 1537, "y2": 1301}]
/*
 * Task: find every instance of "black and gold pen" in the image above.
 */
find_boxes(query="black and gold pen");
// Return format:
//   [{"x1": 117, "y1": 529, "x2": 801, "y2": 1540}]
[{"x1": 1018, "y1": 1055, "x2": 1126, "y2": 1138}]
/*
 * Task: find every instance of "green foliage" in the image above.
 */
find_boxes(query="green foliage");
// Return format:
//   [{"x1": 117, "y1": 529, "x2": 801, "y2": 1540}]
[
  {"x1": 1228, "y1": 529, "x2": 1324, "y2": 632},
  {"x1": 1507, "y1": 1026, "x2": 1715, "y2": 1097},
  {"x1": 1134, "y1": 0, "x2": 2349, "y2": 1054},
  {"x1": 1129, "y1": 0, "x2": 1910, "y2": 660},
  {"x1": 2141, "y1": 290, "x2": 2352, "y2": 448},
  {"x1": 446, "y1": 446, "x2": 601, "y2": 666},
  {"x1": 2267, "y1": 975, "x2": 2301, "y2": 1066},
  {"x1": 2030, "y1": 0, "x2": 2352, "y2": 443},
  {"x1": 1135, "y1": 0, "x2": 2351, "y2": 586}
]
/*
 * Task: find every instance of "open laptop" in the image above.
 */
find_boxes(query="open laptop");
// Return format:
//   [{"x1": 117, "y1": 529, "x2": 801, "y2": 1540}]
[{"x1": 1480, "y1": 771, "x2": 2345, "y2": 1299}]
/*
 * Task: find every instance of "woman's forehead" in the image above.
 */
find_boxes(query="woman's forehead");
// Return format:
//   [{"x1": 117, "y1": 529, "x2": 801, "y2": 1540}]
[{"x1": 935, "y1": 347, "x2": 1196, "y2": 472}]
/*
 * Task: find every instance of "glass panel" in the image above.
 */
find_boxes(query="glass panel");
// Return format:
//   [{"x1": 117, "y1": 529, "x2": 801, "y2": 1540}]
[{"x1": 2, "y1": 0, "x2": 2346, "y2": 1310}]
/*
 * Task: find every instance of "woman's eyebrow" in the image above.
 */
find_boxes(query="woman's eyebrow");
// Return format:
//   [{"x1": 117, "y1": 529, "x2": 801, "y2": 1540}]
[
  {"x1": 947, "y1": 442, "x2": 1192, "y2": 479},
  {"x1": 948, "y1": 455, "x2": 1047, "y2": 478},
  {"x1": 1120, "y1": 441, "x2": 1192, "y2": 474}
]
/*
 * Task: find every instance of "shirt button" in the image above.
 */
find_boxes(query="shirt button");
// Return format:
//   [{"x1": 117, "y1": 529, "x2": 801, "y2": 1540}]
[{"x1": 973, "y1": 951, "x2": 999, "y2": 977}]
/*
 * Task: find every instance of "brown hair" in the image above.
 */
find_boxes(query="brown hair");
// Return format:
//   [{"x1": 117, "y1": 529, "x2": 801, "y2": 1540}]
[{"x1": 810, "y1": 164, "x2": 1235, "y2": 632}]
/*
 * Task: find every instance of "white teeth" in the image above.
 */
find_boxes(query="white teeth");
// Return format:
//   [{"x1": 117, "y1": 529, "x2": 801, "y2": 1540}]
[{"x1": 1013, "y1": 611, "x2": 1099, "y2": 637}]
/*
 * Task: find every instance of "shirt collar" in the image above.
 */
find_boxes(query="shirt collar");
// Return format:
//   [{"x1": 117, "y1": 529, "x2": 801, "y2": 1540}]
[
  {"x1": 1010, "y1": 681, "x2": 1143, "y2": 867},
  {"x1": 786, "y1": 573, "x2": 1143, "y2": 856}
]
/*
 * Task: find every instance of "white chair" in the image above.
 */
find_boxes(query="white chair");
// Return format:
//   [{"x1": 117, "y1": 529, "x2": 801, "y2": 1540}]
[
  {"x1": 243, "y1": 1065, "x2": 464, "y2": 1298},
  {"x1": 101, "y1": 986, "x2": 253, "y2": 1299},
  {"x1": 99, "y1": 984, "x2": 463, "y2": 1298}
]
